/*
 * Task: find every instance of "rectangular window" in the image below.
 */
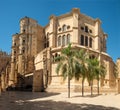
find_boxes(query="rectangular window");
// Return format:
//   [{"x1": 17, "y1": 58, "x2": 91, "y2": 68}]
[
  {"x1": 85, "y1": 26, "x2": 88, "y2": 33},
  {"x1": 85, "y1": 36, "x2": 88, "y2": 46},
  {"x1": 89, "y1": 37, "x2": 92, "y2": 48},
  {"x1": 80, "y1": 35, "x2": 84, "y2": 46}
]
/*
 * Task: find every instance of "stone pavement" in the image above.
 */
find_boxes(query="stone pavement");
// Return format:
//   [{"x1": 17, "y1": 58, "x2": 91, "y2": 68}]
[{"x1": 0, "y1": 91, "x2": 120, "y2": 110}]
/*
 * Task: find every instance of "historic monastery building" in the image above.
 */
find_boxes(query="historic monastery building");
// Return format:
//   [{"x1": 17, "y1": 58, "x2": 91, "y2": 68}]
[{"x1": 9, "y1": 8, "x2": 117, "y2": 92}]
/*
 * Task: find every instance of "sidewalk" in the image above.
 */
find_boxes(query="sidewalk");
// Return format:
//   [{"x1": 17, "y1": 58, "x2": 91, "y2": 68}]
[{"x1": 0, "y1": 91, "x2": 120, "y2": 110}]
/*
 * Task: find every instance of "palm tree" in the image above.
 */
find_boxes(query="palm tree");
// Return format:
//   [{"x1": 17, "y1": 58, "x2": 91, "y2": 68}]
[
  {"x1": 75, "y1": 49, "x2": 88, "y2": 96},
  {"x1": 96, "y1": 63, "x2": 106, "y2": 95},
  {"x1": 87, "y1": 58, "x2": 96, "y2": 96},
  {"x1": 87, "y1": 58, "x2": 106, "y2": 96},
  {"x1": 56, "y1": 44, "x2": 75, "y2": 98}
]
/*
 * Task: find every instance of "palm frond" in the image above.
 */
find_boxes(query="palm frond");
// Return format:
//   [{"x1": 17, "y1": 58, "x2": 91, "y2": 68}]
[{"x1": 56, "y1": 62, "x2": 63, "y2": 75}]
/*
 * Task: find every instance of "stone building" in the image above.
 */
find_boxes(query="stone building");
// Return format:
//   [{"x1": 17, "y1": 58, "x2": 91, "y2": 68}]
[
  {"x1": 116, "y1": 58, "x2": 120, "y2": 93},
  {"x1": 9, "y1": 17, "x2": 44, "y2": 89},
  {"x1": 0, "y1": 50, "x2": 10, "y2": 91},
  {"x1": 10, "y1": 8, "x2": 116, "y2": 92},
  {"x1": 34, "y1": 8, "x2": 115, "y2": 92}
]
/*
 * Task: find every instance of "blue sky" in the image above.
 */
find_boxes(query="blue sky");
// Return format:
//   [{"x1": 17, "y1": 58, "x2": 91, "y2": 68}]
[{"x1": 0, "y1": 0, "x2": 120, "y2": 62}]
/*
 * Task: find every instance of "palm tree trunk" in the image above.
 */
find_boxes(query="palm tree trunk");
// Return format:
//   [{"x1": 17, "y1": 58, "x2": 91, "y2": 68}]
[
  {"x1": 91, "y1": 81, "x2": 93, "y2": 96},
  {"x1": 68, "y1": 75, "x2": 70, "y2": 98},
  {"x1": 82, "y1": 78, "x2": 84, "y2": 97},
  {"x1": 97, "y1": 78, "x2": 100, "y2": 95}
]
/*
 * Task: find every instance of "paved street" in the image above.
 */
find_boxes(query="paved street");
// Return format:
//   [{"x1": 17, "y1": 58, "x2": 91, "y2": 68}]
[{"x1": 0, "y1": 91, "x2": 120, "y2": 110}]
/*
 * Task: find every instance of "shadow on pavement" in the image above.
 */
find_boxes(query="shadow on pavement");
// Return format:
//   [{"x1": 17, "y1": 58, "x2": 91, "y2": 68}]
[
  {"x1": 0, "y1": 99, "x2": 119, "y2": 110},
  {"x1": 72, "y1": 94, "x2": 102, "y2": 98},
  {"x1": 0, "y1": 91, "x2": 60, "y2": 100},
  {"x1": 0, "y1": 92, "x2": 119, "y2": 110}
]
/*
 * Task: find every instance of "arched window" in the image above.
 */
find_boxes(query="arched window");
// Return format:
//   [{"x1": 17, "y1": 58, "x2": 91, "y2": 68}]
[
  {"x1": 62, "y1": 25, "x2": 67, "y2": 32},
  {"x1": 85, "y1": 36, "x2": 88, "y2": 46},
  {"x1": 58, "y1": 36, "x2": 61, "y2": 46},
  {"x1": 89, "y1": 37, "x2": 92, "y2": 48},
  {"x1": 80, "y1": 35, "x2": 84, "y2": 46},
  {"x1": 66, "y1": 34, "x2": 70, "y2": 45},
  {"x1": 62, "y1": 35, "x2": 65, "y2": 46}
]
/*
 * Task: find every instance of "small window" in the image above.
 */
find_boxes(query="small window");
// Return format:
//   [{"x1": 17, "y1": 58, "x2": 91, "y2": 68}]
[
  {"x1": 14, "y1": 51, "x2": 16, "y2": 54},
  {"x1": 62, "y1": 25, "x2": 67, "y2": 32},
  {"x1": 22, "y1": 49, "x2": 25, "y2": 53},
  {"x1": 23, "y1": 39, "x2": 25, "y2": 44},
  {"x1": 22, "y1": 47, "x2": 25, "y2": 53},
  {"x1": 67, "y1": 25, "x2": 70, "y2": 29},
  {"x1": 81, "y1": 26, "x2": 84, "y2": 30},
  {"x1": 58, "y1": 28, "x2": 61, "y2": 32},
  {"x1": 23, "y1": 29, "x2": 26, "y2": 32},
  {"x1": 85, "y1": 26, "x2": 88, "y2": 33},
  {"x1": 89, "y1": 29, "x2": 92, "y2": 33}
]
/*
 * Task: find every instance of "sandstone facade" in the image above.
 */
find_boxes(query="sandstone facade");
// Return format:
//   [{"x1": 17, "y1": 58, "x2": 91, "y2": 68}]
[
  {"x1": 10, "y1": 8, "x2": 116, "y2": 92},
  {"x1": 34, "y1": 8, "x2": 115, "y2": 92}
]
